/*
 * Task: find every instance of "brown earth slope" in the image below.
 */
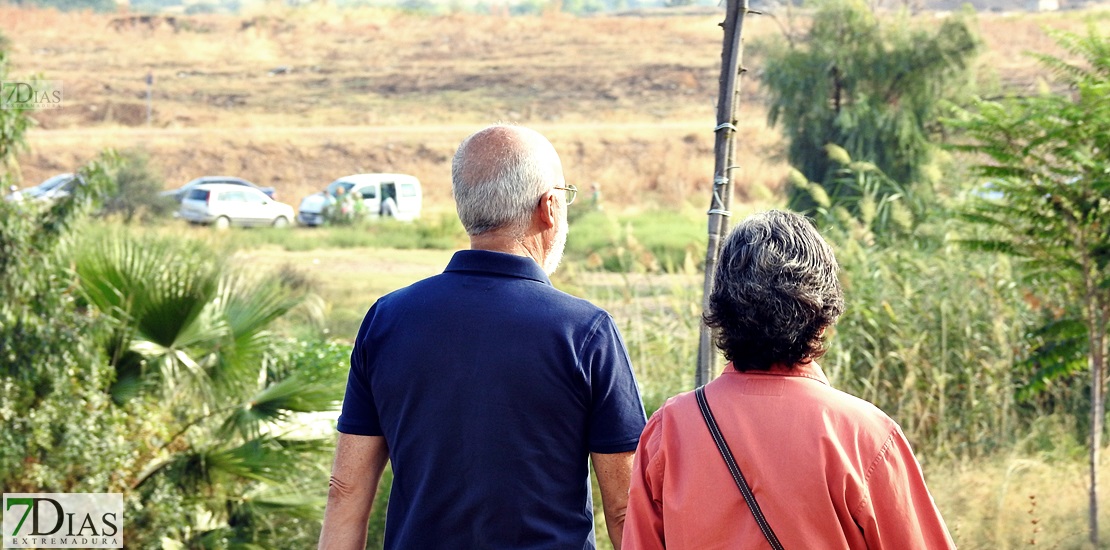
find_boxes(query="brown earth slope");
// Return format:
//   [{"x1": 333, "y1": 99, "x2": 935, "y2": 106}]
[{"x1": 4, "y1": 6, "x2": 1107, "y2": 209}]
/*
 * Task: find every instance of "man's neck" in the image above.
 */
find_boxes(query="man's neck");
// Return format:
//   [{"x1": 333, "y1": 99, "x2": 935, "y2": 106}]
[{"x1": 469, "y1": 230, "x2": 546, "y2": 267}]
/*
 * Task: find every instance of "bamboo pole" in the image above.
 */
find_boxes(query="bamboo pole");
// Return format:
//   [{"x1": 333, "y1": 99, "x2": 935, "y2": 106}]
[{"x1": 696, "y1": 0, "x2": 751, "y2": 387}]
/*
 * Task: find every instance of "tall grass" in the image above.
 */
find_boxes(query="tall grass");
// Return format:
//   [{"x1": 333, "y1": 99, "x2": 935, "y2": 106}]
[
  {"x1": 567, "y1": 208, "x2": 707, "y2": 274},
  {"x1": 929, "y1": 414, "x2": 1106, "y2": 549},
  {"x1": 828, "y1": 234, "x2": 1034, "y2": 460},
  {"x1": 583, "y1": 271, "x2": 702, "y2": 415}
]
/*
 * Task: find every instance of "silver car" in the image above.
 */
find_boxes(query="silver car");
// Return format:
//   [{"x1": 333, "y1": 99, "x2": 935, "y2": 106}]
[
  {"x1": 179, "y1": 183, "x2": 295, "y2": 229},
  {"x1": 4, "y1": 173, "x2": 83, "y2": 203},
  {"x1": 162, "y1": 176, "x2": 277, "y2": 203}
]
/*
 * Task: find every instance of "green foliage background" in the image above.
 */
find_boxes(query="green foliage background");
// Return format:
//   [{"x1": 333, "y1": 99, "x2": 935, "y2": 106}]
[{"x1": 758, "y1": 0, "x2": 978, "y2": 216}]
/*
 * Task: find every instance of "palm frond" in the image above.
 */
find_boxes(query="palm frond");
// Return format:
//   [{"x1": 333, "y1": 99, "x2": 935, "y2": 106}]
[
  {"x1": 203, "y1": 271, "x2": 307, "y2": 397},
  {"x1": 219, "y1": 373, "x2": 343, "y2": 440},
  {"x1": 75, "y1": 230, "x2": 228, "y2": 400},
  {"x1": 202, "y1": 437, "x2": 330, "y2": 486}
]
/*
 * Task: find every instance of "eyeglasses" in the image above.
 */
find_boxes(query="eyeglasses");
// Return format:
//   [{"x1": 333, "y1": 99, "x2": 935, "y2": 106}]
[{"x1": 553, "y1": 184, "x2": 577, "y2": 205}]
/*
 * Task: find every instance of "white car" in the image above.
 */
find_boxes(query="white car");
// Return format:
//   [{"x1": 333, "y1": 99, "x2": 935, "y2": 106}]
[
  {"x1": 161, "y1": 175, "x2": 277, "y2": 203},
  {"x1": 178, "y1": 183, "x2": 294, "y2": 229}
]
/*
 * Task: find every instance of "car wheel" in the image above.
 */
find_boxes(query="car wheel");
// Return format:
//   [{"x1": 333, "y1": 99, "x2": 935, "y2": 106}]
[
  {"x1": 214, "y1": 216, "x2": 231, "y2": 230},
  {"x1": 272, "y1": 216, "x2": 290, "y2": 228}
]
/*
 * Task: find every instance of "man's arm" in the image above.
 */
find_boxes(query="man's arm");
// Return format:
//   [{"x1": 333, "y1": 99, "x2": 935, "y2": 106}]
[
  {"x1": 318, "y1": 433, "x2": 390, "y2": 550},
  {"x1": 591, "y1": 450, "x2": 636, "y2": 550}
]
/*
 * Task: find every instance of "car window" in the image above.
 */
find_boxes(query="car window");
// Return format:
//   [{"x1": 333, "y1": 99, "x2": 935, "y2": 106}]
[
  {"x1": 360, "y1": 186, "x2": 378, "y2": 199},
  {"x1": 39, "y1": 175, "x2": 73, "y2": 191},
  {"x1": 400, "y1": 183, "x2": 417, "y2": 197},
  {"x1": 186, "y1": 189, "x2": 210, "y2": 201},
  {"x1": 219, "y1": 190, "x2": 248, "y2": 202},
  {"x1": 243, "y1": 190, "x2": 267, "y2": 203},
  {"x1": 327, "y1": 181, "x2": 355, "y2": 197}
]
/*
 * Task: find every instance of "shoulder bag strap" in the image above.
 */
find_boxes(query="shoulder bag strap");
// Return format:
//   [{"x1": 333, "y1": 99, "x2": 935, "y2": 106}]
[{"x1": 695, "y1": 385, "x2": 785, "y2": 550}]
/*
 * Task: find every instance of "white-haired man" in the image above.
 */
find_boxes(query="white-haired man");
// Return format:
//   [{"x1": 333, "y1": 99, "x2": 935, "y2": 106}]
[{"x1": 320, "y1": 124, "x2": 647, "y2": 550}]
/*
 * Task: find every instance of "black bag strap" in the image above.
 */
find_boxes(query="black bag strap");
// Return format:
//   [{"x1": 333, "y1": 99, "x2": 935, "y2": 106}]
[{"x1": 695, "y1": 385, "x2": 785, "y2": 550}]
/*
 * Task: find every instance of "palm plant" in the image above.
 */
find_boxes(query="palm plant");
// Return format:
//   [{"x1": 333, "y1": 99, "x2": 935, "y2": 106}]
[{"x1": 73, "y1": 230, "x2": 342, "y2": 548}]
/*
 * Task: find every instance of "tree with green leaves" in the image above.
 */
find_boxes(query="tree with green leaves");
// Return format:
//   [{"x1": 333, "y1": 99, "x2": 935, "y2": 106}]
[
  {"x1": 0, "y1": 33, "x2": 32, "y2": 189},
  {"x1": 0, "y1": 156, "x2": 128, "y2": 493},
  {"x1": 100, "y1": 149, "x2": 176, "y2": 223},
  {"x1": 946, "y1": 27, "x2": 1110, "y2": 548},
  {"x1": 0, "y1": 31, "x2": 125, "y2": 495},
  {"x1": 757, "y1": 0, "x2": 978, "y2": 217}
]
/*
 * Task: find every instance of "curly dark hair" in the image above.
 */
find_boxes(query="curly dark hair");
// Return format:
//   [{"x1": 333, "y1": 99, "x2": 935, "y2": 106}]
[{"x1": 704, "y1": 210, "x2": 845, "y2": 372}]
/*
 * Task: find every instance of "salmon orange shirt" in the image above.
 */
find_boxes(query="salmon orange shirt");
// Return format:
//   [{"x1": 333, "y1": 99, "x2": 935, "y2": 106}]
[{"x1": 623, "y1": 362, "x2": 955, "y2": 550}]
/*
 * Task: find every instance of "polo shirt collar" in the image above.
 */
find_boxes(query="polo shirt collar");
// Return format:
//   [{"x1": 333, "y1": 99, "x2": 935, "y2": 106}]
[
  {"x1": 444, "y1": 249, "x2": 552, "y2": 285},
  {"x1": 722, "y1": 361, "x2": 830, "y2": 386}
]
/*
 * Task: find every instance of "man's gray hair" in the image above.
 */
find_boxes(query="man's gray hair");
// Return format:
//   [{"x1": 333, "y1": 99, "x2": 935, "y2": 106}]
[{"x1": 452, "y1": 124, "x2": 563, "y2": 236}]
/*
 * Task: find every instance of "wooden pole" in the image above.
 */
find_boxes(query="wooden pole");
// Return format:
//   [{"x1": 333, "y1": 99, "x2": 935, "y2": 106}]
[{"x1": 696, "y1": 0, "x2": 751, "y2": 387}]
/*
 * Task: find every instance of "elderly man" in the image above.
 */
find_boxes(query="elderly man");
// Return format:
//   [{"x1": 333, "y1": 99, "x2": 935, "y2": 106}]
[{"x1": 319, "y1": 124, "x2": 647, "y2": 550}]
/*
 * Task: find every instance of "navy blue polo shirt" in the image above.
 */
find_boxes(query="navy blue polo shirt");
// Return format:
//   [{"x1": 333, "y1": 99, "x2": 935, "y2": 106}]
[{"x1": 338, "y1": 250, "x2": 647, "y2": 550}]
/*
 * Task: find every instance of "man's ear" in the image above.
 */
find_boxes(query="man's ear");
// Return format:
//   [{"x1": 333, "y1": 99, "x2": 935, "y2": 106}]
[{"x1": 534, "y1": 191, "x2": 557, "y2": 230}]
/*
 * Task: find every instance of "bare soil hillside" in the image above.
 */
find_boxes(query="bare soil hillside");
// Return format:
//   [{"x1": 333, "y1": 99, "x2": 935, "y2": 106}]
[{"x1": 4, "y1": 6, "x2": 1107, "y2": 209}]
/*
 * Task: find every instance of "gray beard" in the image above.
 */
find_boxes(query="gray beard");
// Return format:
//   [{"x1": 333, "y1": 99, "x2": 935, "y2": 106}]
[{"x1": 544, "y1": 223, "x2": 568, "y2": 275}]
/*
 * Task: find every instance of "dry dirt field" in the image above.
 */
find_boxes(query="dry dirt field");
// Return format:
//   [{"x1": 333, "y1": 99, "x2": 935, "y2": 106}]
[{"x1": 4, "y1": 5, "x2": 1109, "y2": 210}]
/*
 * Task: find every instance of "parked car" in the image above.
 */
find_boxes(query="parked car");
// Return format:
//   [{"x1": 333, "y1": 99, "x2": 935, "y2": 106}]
[
  {"x1": 162, "y1": 176, "x2": 276, "y2": 203},
  {"x1": 4, "y1": 173, "x2": 83, "y2": 203},
  {"x1": 297, "y1": 173, "x2": 422, "y2": 226},
  {"x1": 178, "y1": 183, "x2": 294, "y2": 229}
]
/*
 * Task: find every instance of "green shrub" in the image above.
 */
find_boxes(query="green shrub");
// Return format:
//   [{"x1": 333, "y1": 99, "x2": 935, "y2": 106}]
[
  {"x1": 100, "y1": 149, "x2": 176, "y2": 223},
  {"x1": 196, "y1": 214, "x2": 468, "y2": 251},
  {"x1": 567, "y1": 209, "x2": 705, "y2": 274}
]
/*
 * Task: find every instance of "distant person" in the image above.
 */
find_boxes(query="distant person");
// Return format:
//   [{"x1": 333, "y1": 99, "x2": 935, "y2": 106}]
[
  {"x1": 319, "y1": 124, "x2": 648, "y2": 550},
  {"x1": 623, "y1": 210, "x2": 955, "y2": 549},
  {"x1": 590, "y1": 182, "x2": 603, "y2": 211},
  {"x1": 379, "y1": 195, "x2": 397, "y2": 218}
]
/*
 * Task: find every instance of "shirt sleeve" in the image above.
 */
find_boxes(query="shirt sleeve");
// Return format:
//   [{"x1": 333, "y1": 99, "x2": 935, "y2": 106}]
[
  {"x1": 585, "y1": 313, "x2": 648, "y2": 453},
  {"x1": 336, "y1": 303, "x2": 385, "y2": 436},
  {"x1": 623, "y1": 411, "x2": 666, "y2": 550},
  {"x1": 855, "y1": 426, "x2": 956, "y2": 550}
]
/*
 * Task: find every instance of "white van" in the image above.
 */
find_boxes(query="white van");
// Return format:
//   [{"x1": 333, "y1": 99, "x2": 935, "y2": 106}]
[{"x1": 297, "y1": 173, "x2": 422, "y2": 226}]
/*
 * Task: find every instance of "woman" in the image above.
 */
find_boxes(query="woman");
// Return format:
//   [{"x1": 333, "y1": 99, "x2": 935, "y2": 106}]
[{"x1": 623, "y1": 210, "x2": 954, "y2": 549}]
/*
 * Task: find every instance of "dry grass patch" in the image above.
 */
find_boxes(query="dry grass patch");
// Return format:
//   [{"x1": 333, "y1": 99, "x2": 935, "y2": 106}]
[{"x1": 6, "y1": 4, "x2": 1108, "y2": 213}]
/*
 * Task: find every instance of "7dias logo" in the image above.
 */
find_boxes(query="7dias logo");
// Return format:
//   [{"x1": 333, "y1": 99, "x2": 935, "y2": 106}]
[
  {"x1": 2, "y1": 494, "x2": 122, "y2": 548},
  {"x1": 1, "y1": 81, "x2": 63, "y2": 110}
]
